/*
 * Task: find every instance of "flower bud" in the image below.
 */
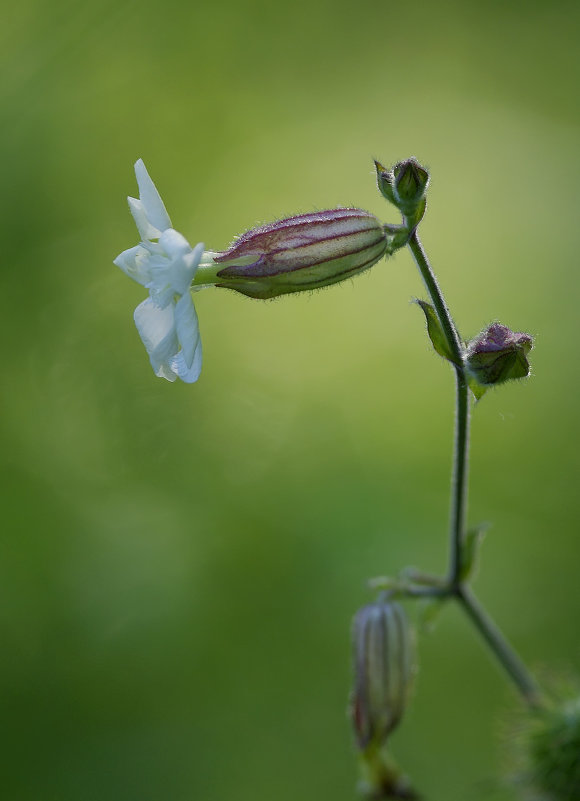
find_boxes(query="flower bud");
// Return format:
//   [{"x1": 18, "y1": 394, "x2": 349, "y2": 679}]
[
  {"x1": 375, "y1": 158, "x2": 429, "y2": 223},
  {"x1": 213, "y1": 208, "x2": 389, "y2": 299},
  {"x1": 393, "y1": 160, "x2": 429, "y2": 209},
  {"x1": 351, "y1": 600, "x2": 414, "y2": 751},
  {"x1": 465, "y1": 322, "x2": 533, "y2": 388}
]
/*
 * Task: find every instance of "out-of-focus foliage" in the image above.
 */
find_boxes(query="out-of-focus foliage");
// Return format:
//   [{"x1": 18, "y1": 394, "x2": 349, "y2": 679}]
[
  {"x1": 503, "y1": 682, "x2": 580, "y2": 801},
  {"x1": 1, "y1": 1, "x2": 579, "y2": 799}
]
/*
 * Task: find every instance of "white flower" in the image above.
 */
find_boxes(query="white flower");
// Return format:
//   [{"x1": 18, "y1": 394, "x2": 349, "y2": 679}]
[{"x1": 114, "y1": 159, "x2": 204, "y2": 383}]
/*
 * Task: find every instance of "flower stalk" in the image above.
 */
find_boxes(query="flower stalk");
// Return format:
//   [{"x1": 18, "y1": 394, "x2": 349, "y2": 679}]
[
  {"x1": 404, "y1": 226, "x2": 540, "y2": 708},
  {"x1": 406, "y1": 230, "x2": 468, "y2": 586}
]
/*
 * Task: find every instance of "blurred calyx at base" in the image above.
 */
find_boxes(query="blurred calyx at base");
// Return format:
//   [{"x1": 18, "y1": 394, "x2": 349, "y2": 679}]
[
  {"x1": 114, "y1": 160, "x2": 393, "y2": 383},
  {"x1": 351, "y1": 599, "x2": 418, "y2": 799}
]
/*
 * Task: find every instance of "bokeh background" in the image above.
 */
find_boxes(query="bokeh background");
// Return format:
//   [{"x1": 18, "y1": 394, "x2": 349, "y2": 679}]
[{"x1": 1, "y1": 0, "x2": 579, "y2": 798}]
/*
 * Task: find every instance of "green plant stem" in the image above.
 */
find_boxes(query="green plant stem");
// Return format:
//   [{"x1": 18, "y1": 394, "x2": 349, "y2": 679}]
[
  {"x1": 405, "y1": 229, "x2": 541, "y2": 708},
  {"x1": 407, "y1": 230, "x2": 469, "y2": 582},
  {"x1": 406, "y1": 230, "x2": 463, "y2": 365},
  {"x1": 450, "y1": 368, "x2": 470, "y2": 584},
  {"x1": 457, "y1": 586, "x2": 541, "y2": 707}
]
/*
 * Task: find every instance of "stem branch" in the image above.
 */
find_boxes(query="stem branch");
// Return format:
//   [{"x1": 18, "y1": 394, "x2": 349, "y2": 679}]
[
  {"x1": 404, "y1": 229, "x2": 540, "y2": 708},
  {"x1": 457, "y1": 586, "x2": 541, "y2": 707}
]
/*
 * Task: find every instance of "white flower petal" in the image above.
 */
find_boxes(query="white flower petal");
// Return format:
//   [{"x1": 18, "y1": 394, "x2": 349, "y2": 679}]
[
  {"x1": 171, "y1": 345, "x2": 202, "y2": 383},
  {"x1": 184, "y1": 241, "x2": 205, "y2": 273},
  {"x1": 156, "y1": 362, "x2": 178, "y2": 382},
  {"x1": 143, "y1": 233, "x2": 204, "y2": 300},
  {"x1": 159, "y1": 228, "x2": 192, "y2": 259},
  {"x1": 114, "y1": 245, "x2": 151, "y2": 286},
  {"x1": 134, "y1": 298, "x2": 179, "y2": 381},
  {"x1": 134, "y1": 159, "x2": 172, "y2": 235},
  {"x1": 147, "y1": 281, "x2": 175, "y2": 310},
  {"x1": 117, "y1": 162, "x2": 208, "y2": 385},
  {"x1": 174, "y1": 292, "x2": 200, "y2": 370},
  {"x1": 128, "y1": 197, "x2": 162, "y2": 241}
]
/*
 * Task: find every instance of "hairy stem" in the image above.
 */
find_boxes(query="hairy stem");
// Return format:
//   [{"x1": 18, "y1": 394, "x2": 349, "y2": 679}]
[
  {"x1": 406, "y1": 230, "x2": 469, "y2": 578},
  {"x1": 405, "y1": 229, "x2": 540, "y2": 707},
  {"x1": 406, "y1": 230, "x2": 463, "y2": 364}
]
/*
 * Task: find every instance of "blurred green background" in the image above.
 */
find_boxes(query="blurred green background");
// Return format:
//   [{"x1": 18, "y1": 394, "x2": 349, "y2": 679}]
[{"x1": 1, "y1": 0, "x2": 579, "y2": 798}]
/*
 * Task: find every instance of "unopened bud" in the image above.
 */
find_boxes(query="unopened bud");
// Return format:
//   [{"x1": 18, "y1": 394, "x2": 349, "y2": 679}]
[
  {"x1": 213, "y1": 208, "x2": 389, "y2": 299},
  {"x1": 393, "y1": 160, "x2": 429, "y2": 213},
  {"x1": 351, "y1": 600, "x2": 414, "y2": 751},
  {"x1": 465, "y1": 322, "x2": 533, "y2": 388},
  {"x1": 375, "y1": 158, "x2": 429, "y2": 223}
]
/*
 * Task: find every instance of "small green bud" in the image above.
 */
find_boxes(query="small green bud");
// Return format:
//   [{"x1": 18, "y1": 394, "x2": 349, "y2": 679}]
[
  {"x1": 392, "y1": 160, "x2": 429, "y2": 214},
  {"x1": 465, "y1": 322, "x2": 533, "y2": 389},
  {"x1": 213, "y1": 208, "x2": 389, "y2": 299},
  {"x1": 351, "y1": 600, "x2": 414, "y2": 751},
  {"x1": 374, "y1": 158, "x2": 429, "y2": 226}
]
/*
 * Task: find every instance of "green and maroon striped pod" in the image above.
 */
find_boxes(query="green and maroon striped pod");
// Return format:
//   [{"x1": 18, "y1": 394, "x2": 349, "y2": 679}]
[
  {"x1": 213, "y1": 208, "x2": 389, "y2": 299},
  {"x1": 351, "y1": 600, "x2": 414, "y2": 750}
]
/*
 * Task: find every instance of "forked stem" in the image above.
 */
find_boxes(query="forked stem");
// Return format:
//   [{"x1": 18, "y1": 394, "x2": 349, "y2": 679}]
[{"x1": 405, "y1": 229, "x2": 540, "y2": 707}]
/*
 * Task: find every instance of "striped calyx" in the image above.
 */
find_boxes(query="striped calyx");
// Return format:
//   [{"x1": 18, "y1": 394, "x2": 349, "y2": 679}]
[
  {"x1": 213, "y1": 208, "x2": 389, "y2": 299},
  {"x1": 351, "y1": 600, "x2": 414, "y2": 750}
]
